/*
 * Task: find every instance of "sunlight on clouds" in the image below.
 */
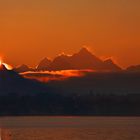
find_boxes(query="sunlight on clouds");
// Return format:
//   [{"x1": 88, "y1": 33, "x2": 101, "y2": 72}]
[{"x1": 21, "y1": 69, "x2": 94, "y2": 82}]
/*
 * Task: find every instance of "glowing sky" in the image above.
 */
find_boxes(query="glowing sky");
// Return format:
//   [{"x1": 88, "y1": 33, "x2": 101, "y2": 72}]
[{"x1": 0, "y1": 0, "x2": 140, "y2": 68}]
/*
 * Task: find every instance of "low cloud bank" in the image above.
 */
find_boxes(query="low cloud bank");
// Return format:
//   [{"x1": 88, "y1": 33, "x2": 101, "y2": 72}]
[{"x1": 21, "y1": 69, "x2": 94, "y2": 82}]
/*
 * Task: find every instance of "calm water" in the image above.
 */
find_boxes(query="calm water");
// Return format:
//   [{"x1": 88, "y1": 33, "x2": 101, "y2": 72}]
[{"x1": 0, "y1": 117, "x2": 140, "y2": 140}]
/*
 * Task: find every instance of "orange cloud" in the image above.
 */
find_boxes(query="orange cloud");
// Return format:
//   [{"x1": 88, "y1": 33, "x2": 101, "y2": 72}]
[{"x1": 21, "y1": 69, "x2": 94, "y2": 82}]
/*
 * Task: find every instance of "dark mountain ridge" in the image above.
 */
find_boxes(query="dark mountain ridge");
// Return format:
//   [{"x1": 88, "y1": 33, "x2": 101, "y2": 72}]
[
  {"x1": 0, "y1": 64, "x2": 48, "y2": 96},
  {"x1": 127, "y1": 65, "x2": 140, "y2": 72},
  {"x1": 13, "y1": 64, "x2": 34, "y2": 73},
  {"x1": 36, "y1": 48, "x2": 122, "y2": 71},
  {"x1": 37, "y1": 57, "x2": 52, "y2": 70}
]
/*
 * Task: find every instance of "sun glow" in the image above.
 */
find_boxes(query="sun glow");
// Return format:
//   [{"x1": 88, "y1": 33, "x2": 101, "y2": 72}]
[
  {"x1": 3, "y1": 63, "x2": 13, "y2": 70},
  {"x1": 0, "y1": 59, "x2": 13, "y2": 70},
  {"x1": 0, "y1": 59, "x2": 2, "y2": 66}
]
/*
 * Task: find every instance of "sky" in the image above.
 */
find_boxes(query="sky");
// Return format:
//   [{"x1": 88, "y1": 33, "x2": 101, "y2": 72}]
[{"x1": 0, "y1": 0, "x2": 140, "y2": 68}]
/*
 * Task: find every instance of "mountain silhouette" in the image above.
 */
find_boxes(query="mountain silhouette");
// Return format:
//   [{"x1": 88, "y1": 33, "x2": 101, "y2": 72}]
[
  {"x1": 70, "y1": 48, "x2": 105, "y2": 70},
  {"x1": 36, "y1": 48, "x2": 122, "y2": 71},
  {"x1": 127, "y1": 65, "x2": 140, "y2": 72},
  {"x1": 47, "y1": 72, "x2": 140, "y2": 102},
  {"x1": 47, "y1": 54, "x2": 73, "y2": 71},
  {"x1": 14, "y1": 64, "x2": 34, "y2": 73},
  {"x1": 37, "y1": 57, "x2": 52, "y2": 70},
  {"x1": 103, "y1": 59, "x2": 122, "y2": 71},
  {"x1": 0, "y1": 64, "x2": 48, "y2": 95}
]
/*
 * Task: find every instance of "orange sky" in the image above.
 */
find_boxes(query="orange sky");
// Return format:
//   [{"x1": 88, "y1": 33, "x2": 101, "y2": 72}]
[{"x1": 0, "y1": 0, "x2": 140, "y2": 68}]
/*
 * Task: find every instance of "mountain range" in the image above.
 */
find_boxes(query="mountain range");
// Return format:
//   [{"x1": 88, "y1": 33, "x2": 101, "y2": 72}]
[
  {"x1": 126, "y1": 65, "x2": 140, "y2": 72},
  {"x1": 1, "y1": 49, "x2": 140, "y2": 116},
  {"x1": 1, "y1": 61, "x2": 140, "y2": 95},
  {"x1": 14, "y1": 48, "x2": 122, "y2": 73}
]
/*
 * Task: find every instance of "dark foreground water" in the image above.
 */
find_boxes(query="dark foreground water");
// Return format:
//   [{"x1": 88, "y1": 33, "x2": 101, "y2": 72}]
[{"x1": 0, "y1": 117, "x2": 140, "y2": 140}]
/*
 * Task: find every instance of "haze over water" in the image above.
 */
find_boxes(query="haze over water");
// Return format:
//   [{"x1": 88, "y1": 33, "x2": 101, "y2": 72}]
[{"x1": 0, "y1": 117, "x2": 140, "y2": 140}]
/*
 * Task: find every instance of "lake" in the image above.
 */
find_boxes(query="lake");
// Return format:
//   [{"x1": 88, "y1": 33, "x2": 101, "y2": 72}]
[{"x1": 0, "y1": 117, "x2": 140, "y2": 140}]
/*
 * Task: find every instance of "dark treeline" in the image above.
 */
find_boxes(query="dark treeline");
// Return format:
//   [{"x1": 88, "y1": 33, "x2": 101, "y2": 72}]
[{"x1": 0, "y1": 92, "x2": 140, "y2": 116}]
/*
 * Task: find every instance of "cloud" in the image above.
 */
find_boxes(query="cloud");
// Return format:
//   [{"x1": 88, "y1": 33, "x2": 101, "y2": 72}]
[{"x1": 21, "y1": 69, "x2": 94, "y2": 82}]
